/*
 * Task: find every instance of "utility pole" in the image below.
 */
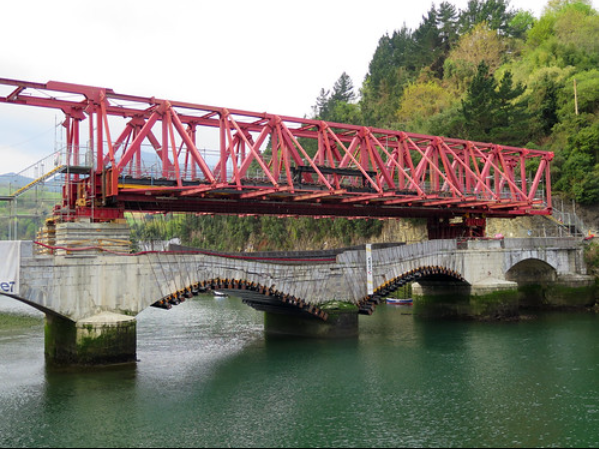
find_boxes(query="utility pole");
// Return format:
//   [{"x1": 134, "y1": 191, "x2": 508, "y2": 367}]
[{"x1": 574, "y1": 79, "x2": 579, "y2": 116}]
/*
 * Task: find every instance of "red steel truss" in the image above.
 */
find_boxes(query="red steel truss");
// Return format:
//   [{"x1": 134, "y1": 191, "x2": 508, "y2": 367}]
[{"x1": 0, "y1": 78, "x2": 553, "y2": 235}]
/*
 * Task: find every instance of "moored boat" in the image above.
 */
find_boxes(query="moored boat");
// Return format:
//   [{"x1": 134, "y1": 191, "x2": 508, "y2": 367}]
[
  {"x1": 386, "y1": 297, "x2": 412, "y2": 305},
  {"x1": 213, "y1": 291, "x2": 229, "y2": 298}
]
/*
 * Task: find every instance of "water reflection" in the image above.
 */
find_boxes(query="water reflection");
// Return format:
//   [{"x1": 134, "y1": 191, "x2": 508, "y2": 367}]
[{"x1": 1, "y1": 295, "x2": 599, "y2": 447}]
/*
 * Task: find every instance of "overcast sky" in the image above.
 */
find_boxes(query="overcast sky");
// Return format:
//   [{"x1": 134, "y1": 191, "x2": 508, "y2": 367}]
[{"x1": 0, "y1": 0, "x2": 592, "y2": 174}]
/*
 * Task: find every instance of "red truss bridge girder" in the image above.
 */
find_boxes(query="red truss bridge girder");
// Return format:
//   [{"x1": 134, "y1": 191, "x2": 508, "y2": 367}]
[{"x1": 0, "y1": 78, "x2": 553, "y2": 221}]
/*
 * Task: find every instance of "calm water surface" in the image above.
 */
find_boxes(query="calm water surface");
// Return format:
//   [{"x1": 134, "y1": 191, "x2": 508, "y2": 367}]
[{"x1": 1, "y1": 295, "x2": 599, "y2": 448}]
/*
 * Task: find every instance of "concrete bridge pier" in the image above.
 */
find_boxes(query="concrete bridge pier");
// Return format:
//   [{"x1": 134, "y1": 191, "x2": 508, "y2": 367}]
[
  {"x1": 44, "y1": 312, "x2": 137, "y2": 365},
  {"x1": 411, "y1": 278, "x2": 520, "y2": 319}
]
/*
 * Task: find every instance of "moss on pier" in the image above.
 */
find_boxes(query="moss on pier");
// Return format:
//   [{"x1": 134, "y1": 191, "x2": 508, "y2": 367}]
[
  {"x1": 413, "y1": 288, "x2": 519, "y2": 320},
  {"x1": 44, "y1": 314, "x2": 136, "y2": 366}
]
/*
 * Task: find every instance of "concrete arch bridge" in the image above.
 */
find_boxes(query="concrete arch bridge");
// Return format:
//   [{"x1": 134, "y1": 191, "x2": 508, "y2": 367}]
[{"x1": 4, "y1": 236, "x2": 595, "y2": 365}]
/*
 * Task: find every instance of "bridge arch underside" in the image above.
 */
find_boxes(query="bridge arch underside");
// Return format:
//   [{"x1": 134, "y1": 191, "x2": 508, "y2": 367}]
[
  {"x1": 505, "y1": 258, "x2": 557, "y2": 284},
  {"x1": 359, "y1": 266, "x2": 469, "y2": 314},
  {"x1": 150, "y1": 278, "x2": 330, "y2": 321},
  {"x1": 504, "y1": 258, "x2": 581, "y2": 308}
]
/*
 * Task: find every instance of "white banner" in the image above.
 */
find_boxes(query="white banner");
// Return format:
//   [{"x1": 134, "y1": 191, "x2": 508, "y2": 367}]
[
  {"x1": 0, "y1": 241, "x2": 20, "y2": 295},
  {"x1": 366, "y1": 243, "x2": 373, "y2": 295}
]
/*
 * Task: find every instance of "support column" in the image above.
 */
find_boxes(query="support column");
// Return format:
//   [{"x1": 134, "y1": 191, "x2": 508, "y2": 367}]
[
  {"x1": 45, "y1": 312, "x2": 137, "y2": 365},
  {"x1": 412, "y1": 278, "x2": 519, "y2": 319}
]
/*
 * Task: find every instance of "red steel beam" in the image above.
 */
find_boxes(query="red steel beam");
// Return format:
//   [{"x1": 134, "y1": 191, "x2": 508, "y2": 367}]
[{"x1": 0, "y1": 78, "x2": 553, "y2": 221}]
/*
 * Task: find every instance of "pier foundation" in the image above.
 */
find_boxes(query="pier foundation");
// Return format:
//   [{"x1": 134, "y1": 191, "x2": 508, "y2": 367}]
[
  {"x1": 412, "y1": 279, "x2": 519, "y2": 319},
  {"x1": 45, "y1": 312, "x2": 137, "y2": 365}
]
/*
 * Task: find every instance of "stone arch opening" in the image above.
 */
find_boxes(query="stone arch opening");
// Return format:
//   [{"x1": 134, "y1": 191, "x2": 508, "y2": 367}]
[
  {"x1": 505, "y1": 258, "x2": 557, "y2": 284},
  {"x1": 505, "y1": 258, "x2": 559, "y2": 308},
  {"x1": 150, "y1": 277, "x2": 329, "y2": 321},
  {"x1": 358, "y1": 265, "x2": 468, "y2": 314}
]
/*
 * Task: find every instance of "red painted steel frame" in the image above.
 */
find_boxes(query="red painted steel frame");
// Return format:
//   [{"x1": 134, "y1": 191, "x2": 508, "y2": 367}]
[{"x1": 0, "y1": 78, "x2": 553, "y2": 221}]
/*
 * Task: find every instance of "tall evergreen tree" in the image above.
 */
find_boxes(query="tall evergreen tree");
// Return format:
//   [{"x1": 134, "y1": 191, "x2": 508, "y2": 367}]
[
  {"x1": 458, "y1": 0, "x2": 517, "y2": 35},
  {"x1": 331, "y1": 72, "x2": 356, "y2": 103},
  {"x1": 461, "y1": 61, "x2": 498, "y2": 141},
  {"x1": 492, "y1": 70, "x2": 530, "y2": 144},
  {"x1": 412, "y1": 6, "x2": 442, "y2": 71},
  {"x1": 313, "y1": 72, "x2": 357, "y2": 122},
  {"x1": 437, "y1": 2, "x2": 460, "y2": 54},
  {"x1": 362, "y1": 27, "x2": 417, "y2": 126},
  {"x1": 313, "y1": 88, "x2": 331, "y2": 118},
  {"x1": 461, "y1": 61, "x2": 530, "y2": 145}
]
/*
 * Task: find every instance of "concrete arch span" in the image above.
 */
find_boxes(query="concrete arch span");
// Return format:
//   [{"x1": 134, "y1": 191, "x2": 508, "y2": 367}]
[
  {"x1": 358, "y1": 265, "x2": 469, "y2": 315},
  {"x1": 151, "y1": 277, "x2": 330, "y2": 321}
]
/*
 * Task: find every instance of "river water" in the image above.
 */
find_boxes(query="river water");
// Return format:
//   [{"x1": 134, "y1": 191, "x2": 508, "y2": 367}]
[{"x1": 1, "y1": 295, "x2": 599, "y2": 448}]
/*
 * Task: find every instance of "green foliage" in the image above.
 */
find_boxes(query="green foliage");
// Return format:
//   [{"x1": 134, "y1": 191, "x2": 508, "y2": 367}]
[
  {"x1": 313, "y1": 72, "x2": 358, "y2": 122},
  {"x1": 460, "y1": 62, "x2": 531, "y2": 144},
  {"x1": 0, "y1": 185, "x2": 59, "y2": 240},
  {"x1": 583, "y1": 241, "x2": 599, "y2": 271},
  {"x1": 509, "y1": 10, "x2": 536, "y2": 40},
  {"x1": 458, "y1": 0, "x2": 517, "y2": 35},
  {"x1": 128, "y1": 212, "x2": 384, "y2": 253},
  {"x1": 397, "y1": 80, "x2": 454, "y2": 128}
]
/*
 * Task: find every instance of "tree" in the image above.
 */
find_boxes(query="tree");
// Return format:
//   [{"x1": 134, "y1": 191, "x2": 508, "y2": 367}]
[
  {"x1": 461, "y1": 61, "x2": 498, "y2": 140},
  {"x1": 331, "y1": 72, "x2": 356, "y2": 103},
  {"x1": 396, "y1": 80, "x2": 454, "y2": 130},
  {"x1": 443, "y1": 22, "x2": 506, "y2": 90},
  {"x1": 461, "y1": 61, "x2": 530, "y2": 145},
  {"x1": 313, "y1": 88, "x2": 331, "y2": 118},
  {"x1": 557, "y1": 70, "x2": 599, "y2": 121},
  {"x1": 526, "y1": 66, "x2": 574, "y2": 136},
  {"x1": 412, "y1": 6, "x2": 442, "y2": 72},
  {"x1": 458, "y1": 0, "x2": 517, "y2": 35},
  {"x1": 313, "y1": 72, "x2": 358, "y2": 123},
  {"x1": 508, "y1": 10, "x2": 536, "y2": 40},
  {"x1": 491, "y1": 69, "x2": 529, "y2": 144},
  {"x1": 412, "y1": 2, "x2": 460, "y2": 78},
  {"x1": 438, "y1": 2, "x2": 460, "y2": 52},
  {"x1": 361, "y1": 27, "x2": 417, "y2": 126}
]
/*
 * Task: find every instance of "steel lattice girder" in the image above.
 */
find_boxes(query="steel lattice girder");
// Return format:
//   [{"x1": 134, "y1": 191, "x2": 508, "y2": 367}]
[{"x1": 0, "y1": 78, "x2": 553, "y2": 219}]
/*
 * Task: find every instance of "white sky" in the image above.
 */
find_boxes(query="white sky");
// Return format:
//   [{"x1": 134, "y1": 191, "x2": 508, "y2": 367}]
[{"x1": 0, "y1": 0, "x2": 591, "y2": 174}]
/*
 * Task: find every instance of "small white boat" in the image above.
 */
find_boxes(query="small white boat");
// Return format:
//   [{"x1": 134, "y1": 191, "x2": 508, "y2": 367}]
[
  {"x1": 213, "y1": 291, "x2": 228, "y2": 298},
  {"x1": 386, "y1": 297, "x2": 412, "y2": 305}
]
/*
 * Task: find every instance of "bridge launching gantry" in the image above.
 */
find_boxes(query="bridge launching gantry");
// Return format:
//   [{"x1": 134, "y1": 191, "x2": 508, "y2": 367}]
[{"x1": 0, "y1": 78, "x2": 553, "y2": 240}]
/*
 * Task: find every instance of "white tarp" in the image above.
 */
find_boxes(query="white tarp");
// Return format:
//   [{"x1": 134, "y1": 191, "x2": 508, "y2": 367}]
[{"x1": 0, "y1": 241, "x2": 20, "y2": 295}]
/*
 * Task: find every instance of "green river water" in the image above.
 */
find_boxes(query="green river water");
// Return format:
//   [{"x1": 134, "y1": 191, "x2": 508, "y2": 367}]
[{"x1": 1, "y1": 294, "x2": 599, "y2": 448}]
